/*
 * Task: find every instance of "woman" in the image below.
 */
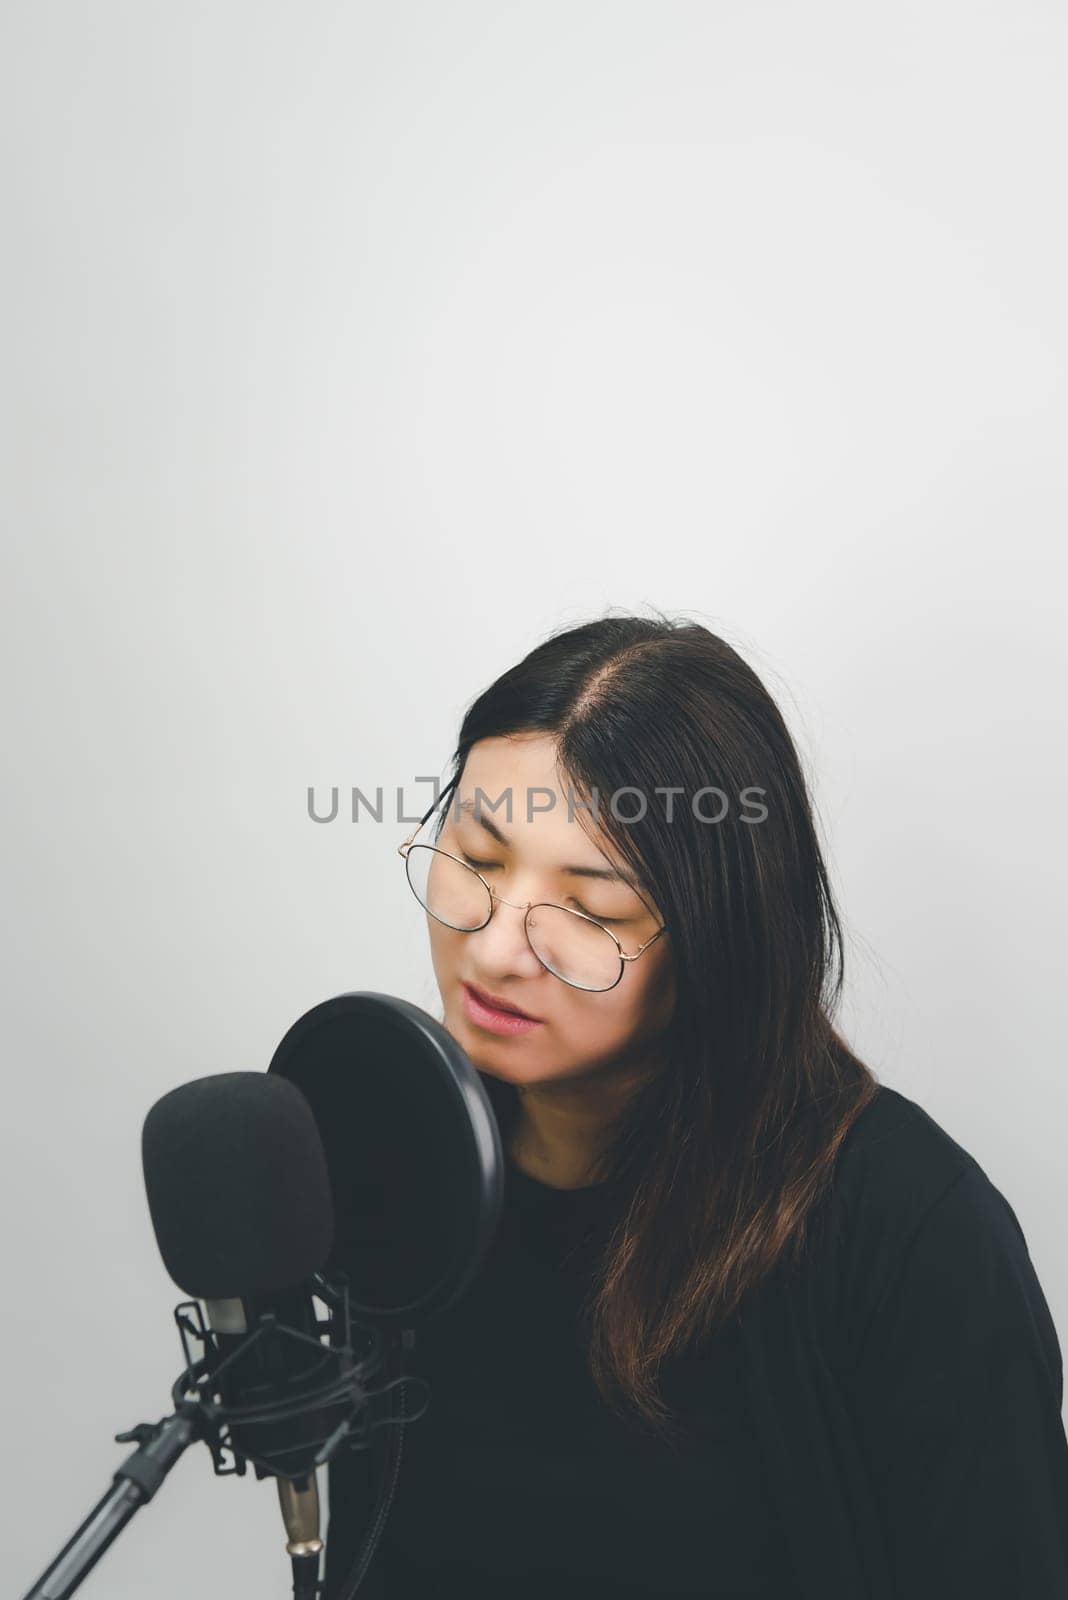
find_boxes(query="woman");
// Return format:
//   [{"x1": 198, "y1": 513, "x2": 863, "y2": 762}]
[{"x1": 325, "y1": 611, "x2": 1068, "y2": 1599}]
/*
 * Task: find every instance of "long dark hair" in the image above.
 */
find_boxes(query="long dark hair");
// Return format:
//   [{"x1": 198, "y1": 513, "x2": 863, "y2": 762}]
[{"x1": 435, "y1": 608, "x2": 879, "y2": 1446}]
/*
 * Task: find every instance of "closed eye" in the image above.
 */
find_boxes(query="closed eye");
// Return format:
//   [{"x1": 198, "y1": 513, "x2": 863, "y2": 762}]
[
  {"x1": 459, "y1": 853, "x2": 627, "y2": 927},
  {"x1": 459, "y1": 852, "x2": 497, "y2": 871}
]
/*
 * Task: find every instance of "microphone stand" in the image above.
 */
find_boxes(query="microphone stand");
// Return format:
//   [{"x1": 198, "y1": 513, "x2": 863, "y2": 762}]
[
  {"x1": 21, "y1": 1408, "x2": 204, "y2": 1600},
  {"x1": 20, "y1": 1276, "x2": 428, "y2": 1600}
]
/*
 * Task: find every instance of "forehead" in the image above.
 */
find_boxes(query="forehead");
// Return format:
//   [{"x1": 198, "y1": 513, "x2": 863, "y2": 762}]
[
  {"x1": 453, "y1": 734, "x2": 631, "y2": 877},
  {"x1": 459, "y1": 732, "x2": 562, "y2": 796}
]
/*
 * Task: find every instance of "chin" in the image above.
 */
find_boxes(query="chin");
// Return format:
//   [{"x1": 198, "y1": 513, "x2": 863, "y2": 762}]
[{"x1": 465, "y1": 1050, "x2": 532, "y2": 1084}]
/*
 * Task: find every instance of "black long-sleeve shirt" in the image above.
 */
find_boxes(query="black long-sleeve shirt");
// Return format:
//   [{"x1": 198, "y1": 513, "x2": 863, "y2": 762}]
[{"x1": 324, "y1": 1085, "x2": 1068, "y2": 1598}]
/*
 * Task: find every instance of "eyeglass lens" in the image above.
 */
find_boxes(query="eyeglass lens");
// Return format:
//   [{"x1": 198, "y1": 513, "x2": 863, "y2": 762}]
[{"x1": 404, "y1": 844, "x2": 622, "y2": 991}]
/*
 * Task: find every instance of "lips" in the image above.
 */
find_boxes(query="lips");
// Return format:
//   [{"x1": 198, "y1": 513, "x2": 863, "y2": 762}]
[{"x1": 463, "y1": 982, "x2": 540, "y2": 1022}]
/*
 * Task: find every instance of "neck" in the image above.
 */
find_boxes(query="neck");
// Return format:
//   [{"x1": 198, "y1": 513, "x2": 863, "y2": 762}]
[{"x1": 508, "y1": 1053, "x2": 655, "y2": 1189}]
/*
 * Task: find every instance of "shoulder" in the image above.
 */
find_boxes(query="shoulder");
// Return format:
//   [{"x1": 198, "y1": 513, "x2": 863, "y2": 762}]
[
  {"x1": 815, "y1": 1085, "x2": 1057, "y2": 1381},
  {"x1": 826, "y1": 1081, "x2": 1030, "y2": 1259},
  {"x1": 824, "y1": 1081, "x2": 991, "y2": 1280},
  {"x1": 830, "y1": 1082, "x2": 980, "y2": 1243}
]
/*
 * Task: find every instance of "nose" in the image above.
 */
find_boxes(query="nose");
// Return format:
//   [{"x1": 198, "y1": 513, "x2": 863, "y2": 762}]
[
  {"x1": 473, "y1": 891, "x2": 542, "y2": 974},
  {"x1": 491, "y1": 890, "x2": 530, "y2": 911}
]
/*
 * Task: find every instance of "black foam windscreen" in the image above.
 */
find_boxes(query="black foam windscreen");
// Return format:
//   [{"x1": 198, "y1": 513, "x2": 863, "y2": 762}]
[{"x1": 141, "y1": 1071, "x2": 334, "y2": 1299}]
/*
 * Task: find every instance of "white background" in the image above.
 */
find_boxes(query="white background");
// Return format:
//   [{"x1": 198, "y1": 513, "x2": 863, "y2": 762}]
[{"x1": 2, "y1": 3, "x2": 1065, "y2": 1594}]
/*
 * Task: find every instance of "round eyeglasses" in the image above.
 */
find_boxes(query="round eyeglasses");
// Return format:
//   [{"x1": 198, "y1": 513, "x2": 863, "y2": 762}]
[{"x1": 397, "y1": 828, "x2": 667, "y2": 994}]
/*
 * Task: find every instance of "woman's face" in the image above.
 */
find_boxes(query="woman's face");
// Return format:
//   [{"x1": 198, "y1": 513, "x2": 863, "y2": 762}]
[{"x1": 425, "y1": 732, "x2": 675, "y2": 1091}]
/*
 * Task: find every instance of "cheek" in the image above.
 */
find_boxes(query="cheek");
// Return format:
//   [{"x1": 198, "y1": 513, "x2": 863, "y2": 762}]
[
  {"x1": 427, "y1": 920, "x2": 459, "y2": 974},
  {"x1": 623, "y1": 964, "x2": 675, "y2": 1038},
  {"x1": 567, "y1": 989, "x2": 647, "y2": 1047},
  {"x1": 646, "y1": 959, "x2": 675, "y2": 1007}
]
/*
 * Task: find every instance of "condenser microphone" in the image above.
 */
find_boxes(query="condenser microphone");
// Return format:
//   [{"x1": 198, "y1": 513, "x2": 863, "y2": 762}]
[
  {"x1": 141, "y1": 1070, "x2": 342, "y2": 1596},
  {"x1": 141, "y1": 1071, "x2": 337, "y2": 1464}
]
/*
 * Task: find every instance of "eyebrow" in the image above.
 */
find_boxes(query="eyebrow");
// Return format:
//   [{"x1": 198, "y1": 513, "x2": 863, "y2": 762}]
[{"x1": 455, "y1": 799, "x2": 641, "y2": 887}]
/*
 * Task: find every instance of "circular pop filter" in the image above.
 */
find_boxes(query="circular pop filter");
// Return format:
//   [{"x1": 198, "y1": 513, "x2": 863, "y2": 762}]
[{"x1": 267, "y1": 992, "x2": 503, "y2": 1330}]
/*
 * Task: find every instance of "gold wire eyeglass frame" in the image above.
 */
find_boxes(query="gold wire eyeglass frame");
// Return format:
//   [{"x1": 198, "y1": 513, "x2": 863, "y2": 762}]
[{"x1": 396, "y1": 812, "x2": 667, "y2": 994}]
